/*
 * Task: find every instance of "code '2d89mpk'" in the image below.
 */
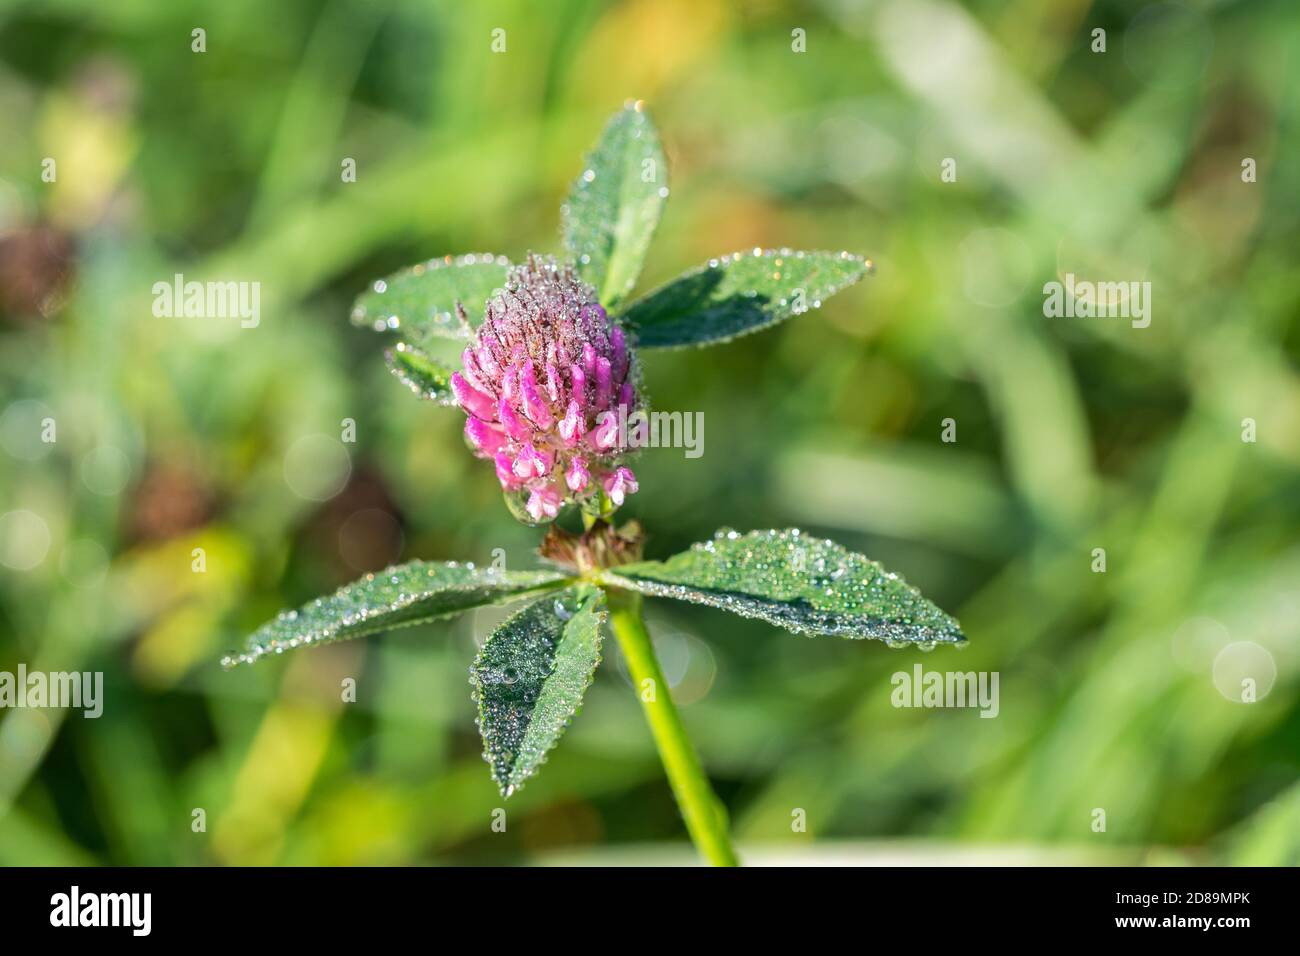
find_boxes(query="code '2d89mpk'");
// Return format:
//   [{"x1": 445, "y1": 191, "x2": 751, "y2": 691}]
[{"x1": 225, "y1": 101, "x2": 966, "y2": 866}]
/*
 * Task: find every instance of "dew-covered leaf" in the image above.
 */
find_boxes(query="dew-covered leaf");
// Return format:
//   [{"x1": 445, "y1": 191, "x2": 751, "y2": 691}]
[
  {"x1": 385, "y1": 342, "x2": 456, "y2": 405},
  {"x1": 620, "y1": 249, "x2": 870, "y2": 348},
  {"x1": 562, "y1": 103, "x2": 667, "y2": 310},
  {"x1": 224, "y1": 562, "x2": 570, "y2": 667},
  {"x1": 603, "y1": 529, "x2": 964, "y2": 646},
  {"x1": 472, "y1": 585, "x2": 606, "y2": 796},
  {"x1": 350, "y1": 253, "x2": 511, "y2": 342}
]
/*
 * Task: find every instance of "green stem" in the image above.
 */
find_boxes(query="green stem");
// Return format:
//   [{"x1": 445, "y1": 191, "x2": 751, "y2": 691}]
[{"x1": 606, "y1": 588, "x2": 739, "y2": 866}]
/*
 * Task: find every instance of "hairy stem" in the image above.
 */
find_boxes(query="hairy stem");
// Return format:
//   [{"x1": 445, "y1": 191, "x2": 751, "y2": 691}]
[{"x1": 606, "y1": 588, "x2": 739, "y2": 866}]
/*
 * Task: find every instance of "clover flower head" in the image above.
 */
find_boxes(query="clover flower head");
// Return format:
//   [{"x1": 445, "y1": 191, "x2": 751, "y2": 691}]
[{"x1": 451, "y1": 255, "x2": 640, "y2": 522}]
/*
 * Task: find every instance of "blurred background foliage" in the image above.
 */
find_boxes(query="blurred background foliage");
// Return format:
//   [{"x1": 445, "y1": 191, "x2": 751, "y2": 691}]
[{"x1": 1, "y1": 0, "x2": 1297, "y2": 865}]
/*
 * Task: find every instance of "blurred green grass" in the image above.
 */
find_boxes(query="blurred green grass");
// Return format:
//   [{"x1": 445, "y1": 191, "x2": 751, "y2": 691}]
[{"x1": 0, "y1": 0, "x2": 1297, "y2": 865}]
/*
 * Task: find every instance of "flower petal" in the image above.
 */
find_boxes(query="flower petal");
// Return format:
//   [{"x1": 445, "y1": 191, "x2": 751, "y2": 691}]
[
  {"x1": 451, "y1": 372, "x2": 498, "y2": 421},
  {"x1": 465, "y1": 416, "x2": 506, "y2": 456},
  {"x1": 565, "y1": 456, "x2": 590, "y2": 492},
  {"x1": 526, "y1": 485, "x2": 563, "y2": 521},
  {"x1": 601, "y1": 466, "x2": 638, "y2": 506}
]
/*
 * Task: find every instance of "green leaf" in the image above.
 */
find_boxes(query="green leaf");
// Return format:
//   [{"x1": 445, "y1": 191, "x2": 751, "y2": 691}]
[
  {"x1": 385, "y1": 342, "x2": 456, "y2": 405},
  {"x1": 350, "y1": 253, "x2": 510, "y2": 342},
  {"x1": 620, "y1": 249, "x2": 870, "y2": 348},
  {"x1": 224, "y1": 562, "x2": 570, "y2": 667},
  {"x1": 562, "y1": 103, "x2": 667, "y2": 309},
  {"x1": 472, "y1": 585, "x2": 606, "y2": 796},
  {"x1": 603, "y1": 529, "x2": 965, "y2": 647}
]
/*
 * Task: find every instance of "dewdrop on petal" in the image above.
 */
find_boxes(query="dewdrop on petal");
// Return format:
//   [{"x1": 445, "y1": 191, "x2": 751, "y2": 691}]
[{"x1": 453, "y1": 255, "x2": 641, "y2": 523}]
